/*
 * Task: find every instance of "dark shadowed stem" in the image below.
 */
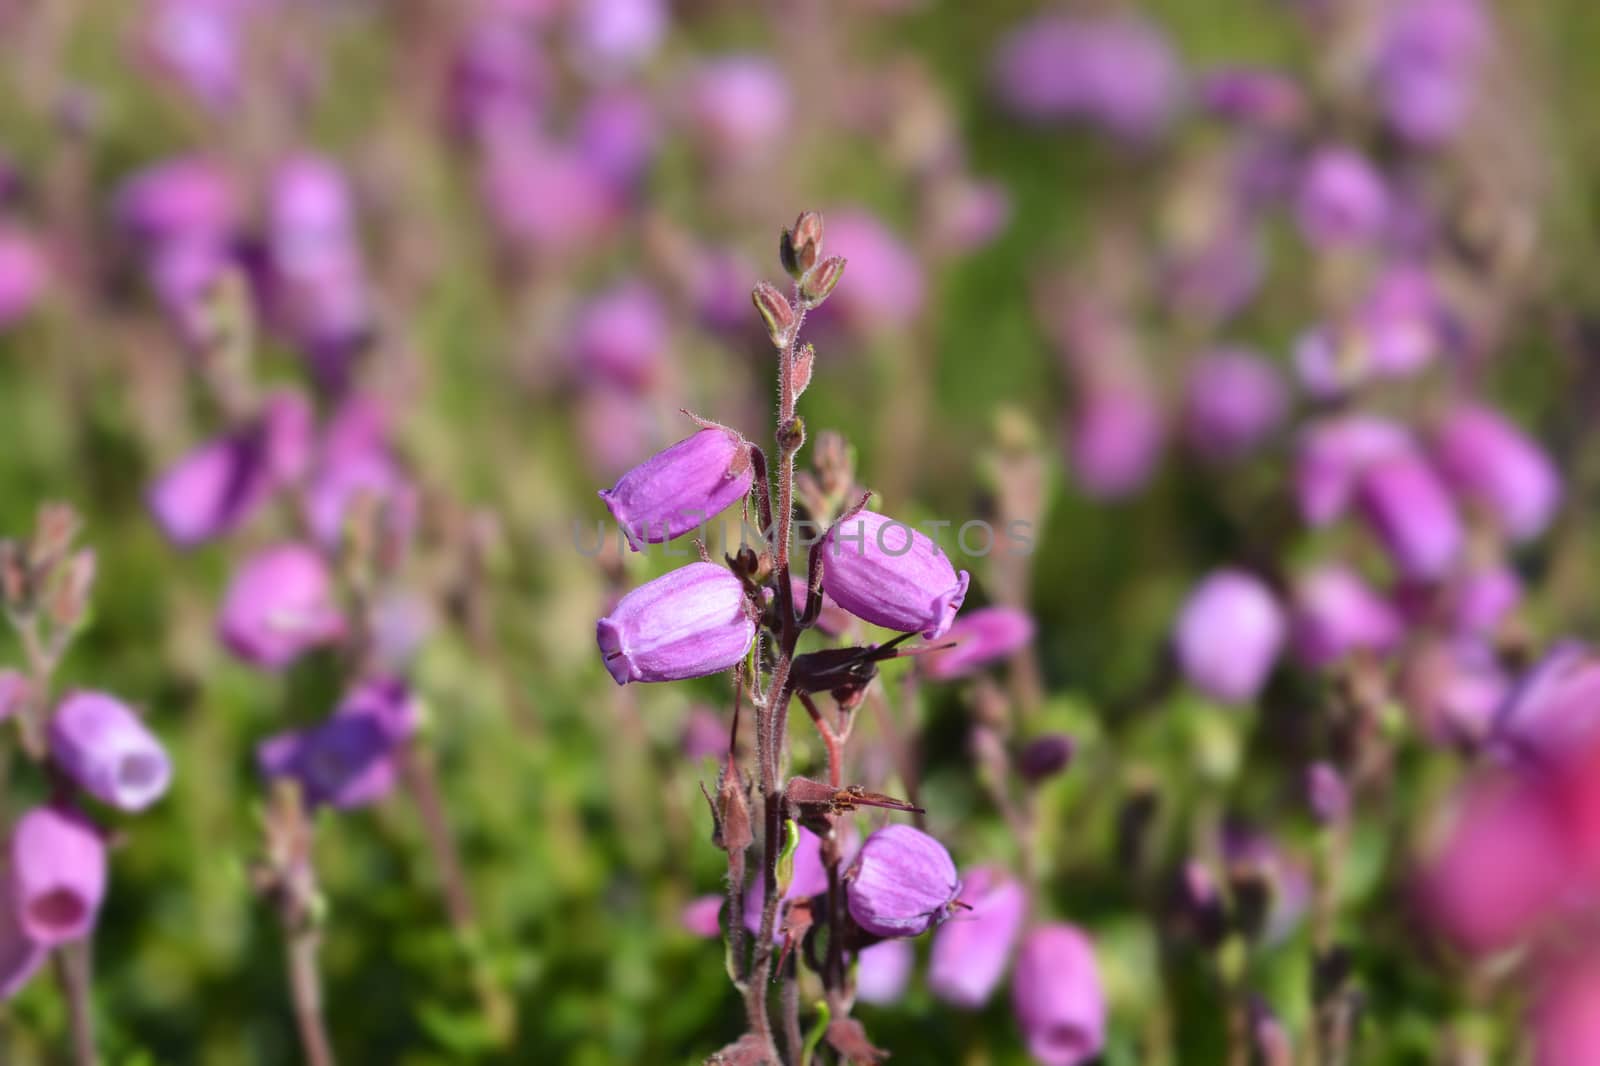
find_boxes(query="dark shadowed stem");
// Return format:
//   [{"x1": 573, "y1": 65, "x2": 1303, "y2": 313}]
[
  {"x1": 52, "y1": 943, "x2": 97, "y2": 1066},
  {"x1": 285, "y1": 924, "x2": 336, "y2": 1066},
  {"x1": 399, "y1": 741, "x2": 515, "y2": 1042}
]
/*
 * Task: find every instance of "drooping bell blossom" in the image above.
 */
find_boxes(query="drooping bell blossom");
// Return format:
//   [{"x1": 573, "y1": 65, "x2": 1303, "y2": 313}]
[
  {"x1": 257, "y1": 677, "x2": 418, "y2": 810},
  {"x1": 918, "y1": 606, "x2": 1034, "y2": 681},
  {"x1": 1174, "y1": 570, "x2": 1285, "y2": 704},
  {"x1": 821, "y1": 510, "x2": 969, "y2": 640},
  {"x1": 113, "y1": 155, "x2": 241, "y2": 248},
  {"x1": 566, "y1": 279, "x2": 670, "y2": 391},
  {"x1": 448, "y1": 16, "x2": 548, "y2": 140},
  {"x1": 1067, "y1": 374, "x2": 1166, "y2": 499},
  {"x1": 1197, "y1": 68, "x2": 1305, "y2": 130},
  {"x1": 1294, "y1": 415, "x2": 1412, "y2": 526},
  {"x1": 814, "y1": 210, "x2": 924, "y2": 331},
  {"x1": 302, "y1": 395, "x2": 414, "y2": 551},
  {"x1": 1290, "y1": 564, "x2": 1404, "y2": 668},
  {"x1": 1011, "y1": 924, "x2": 1107, "y2": 1066},
  {"x1": 1399, "y1": 636, "x2": 1508, "y2": 745},
  {"x1": 1374, "y1": 0, "x2": 1488, "y2": 146},
  {"x1": 1431, "y1": 404, "x2": 1561, "y2": 543},
  {"x1": 568, "y1": 0, "x2": 666, "y2": 77},
  {"x1": 49, "y1": 692, "x2": 172, "y2": 813},
  {"x1": 929, "y1": 866, "x2": 1027, "y2": 1007},
  {"x1": 1533, "y1": 950, "x2": 1600, "y2": 1066},
  {"x1": 147, "y1": 390, "x2": 314, "y2": 547},
  {"x1": 1182, "y1": 348, "x2": 1288, "y2": 462},
  {"x1": 991, "y1": 14, "x2": 1181, "y2": 143},
  {"x1": 1017, "y1": 733, "x2": 1076, "y2": 782},
  {"x1": 1294, "y1": 147, "x2": 1389, "y2": 248},
  {"x1": 600, "y1": 428, "x2": 752, "y2": 549},
  {"x1": 597, "y1": 561, "x2": 756, "y2": 685},
  {"x1": 575, "y1": 89, "x2": 659, "y2": 191},
  {"x1": 683, "y1": 56, "x2": 791, "y2": 165},
  {"x1": 855, "y1": 939, "x2": 916, "y2": 1005},
  {"x1": 680, "y1": 706, "x2": 728, "y2": 762},
  {"x1": 1492, "y1": 642, "x2": 1600, "y2": 764},
  {"x1": 218, "y1": 544, "x2": 345, "y2": 669},
  {"x1": 846, "y1": 824, "x2": 961, "y2": 938},
  {"x1": 139, "y1": 0, "x2": 247, "y2": 112},
  {"x1": 9, "y1": 806, "x2": 107, "y2": 947},
  {"x1": 478, "y1": 133, "x2": 620, "y2": 254},
  {"x1": 1356, "y1": 453, "x2": 1463, "y2": 581},
  {"x1": 0, "y1": 226, "x2": 47, "y2": 328},
  {"x1": 0, "y1": 874, "x2": 45, "y2": 999},
  {"x1": 680, "y1": 894, "x2": 724, "y2": 939}
]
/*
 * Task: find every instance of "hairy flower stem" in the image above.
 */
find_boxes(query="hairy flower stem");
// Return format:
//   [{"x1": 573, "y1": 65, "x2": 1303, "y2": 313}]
[{"x1": 285, "y1": 920, "x2": 336, "y2": 1066}]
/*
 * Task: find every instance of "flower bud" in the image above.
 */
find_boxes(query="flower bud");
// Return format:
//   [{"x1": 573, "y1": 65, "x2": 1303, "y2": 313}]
[
  {"x1": 599, "y1": 427, "x2": 754, "y2": 550},
  {"x1": 597, "y1": 561, "x2": 756, "y2": 684},
  {"x1": 919, "y1": 606, "x2": 1034, "y2": 681},
  {"x1": 1011, "y1": 923, "x2": 1106, "y2": 1066},
  {"x1": 49, "y1": 692, "x2": 172, "y2": 812},
  {"x1": 1356, "y1": 453, "x2": 1463, "y2": 581},
  {"x1": 1290, "y1": 564, "x2": 1404, "y2": 668},
  {"x1": 257, "y1": 677, "x2": 418, "y2": 810},
  {"x1": 813, "y1": 211, "x2": 924, "y2": 330},
  {"x1": 1017, "y1": 733, "x2": 1076, "y2": 782},
  {"x1": 822, "y1": 510, "x2": 969, "y2": 639},
  {"x1": 218, "y1": 544, "x2": 345, "y2": 669},
  {"x1": 791, "y1": 343, "x2": 815, "y2": 400},
  {"x1": 929, "y1": 866, "x2": 1026, "y2": 1007},
  {"x1": 10, "y1": 806, "x2": 106, "y2": 946},
  {"x1": 846, "y1": 824, "x2": 960, "y2": 938},
  {"x1": 0, "y1": 873, "x2": 45, "y2": 999},
  {"x1": 1431, "y1": 404, "x2": 1561, "y2": 543},
  {"x1": 1174, "y1": 569, "x2": 1285, "y2": 704},
  {"x1": 799, "y1": 255, "x2": 846, "y2": 309},
  {"x1": 788, "y1": 211, "x2": 824, "y2": 274},
  {"x1": 752, "y1": 281, "x2": 796, "y2": 348},
  {"x1": 855, "y1": 939, "x2": 915, "y2": 1005}
]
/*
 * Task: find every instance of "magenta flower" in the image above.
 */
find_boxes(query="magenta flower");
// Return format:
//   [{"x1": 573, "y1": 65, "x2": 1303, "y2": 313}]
[
  {"x1": 597, "y1": 561, "x2": 756, "y2": 684},
  {"x1": 846, "y1": 824, "x2": 960, "y2": 938},
  {"x1": 789, "y1": 577, "x2": 852, "y2": 638},
  {"x1": 683, "y1": 56, "x2": 791, "y2": 164},
  {"x1": 49, "y1": 692, "x2": 172, "y2": 813},
  {"x1": 566, "y1": 279, "x2": 670, "y2": 391},
  {"x1": 113, "y1": 155, "x2": 241, "y2": 247},
  {"x1": 680, "y1": 894, "x2": 724, "y2": 939},
  {"x1": 1493, "y1": 643, "x2": 1600, "y2": 763},
  {"x1": 1431, "y1": 405, "x2": 1561, "y2": 543},
  {"x1": 1182, "y1": 348, "x2": 1288, "y2": 462},
  {"x1": 0, "y1": 875, "x2": 45, "y2": 999},
  {"x1": 1294, "y1": 415, "x2": 1411, "y2": 526},
  {"x1": 1067, "y1": 375, "x2": 1165, "y2": 499},
  {"x1": 218, "y1": 544, "x2": 345, "y2": 669},
  {"x1": 1307, "y1": 763, "x2": 1350, "y2": 824},
  {"x1": 814, "y1": 210, "x2": 924, "y2": 331},
  {"x1": 1011, "y1": 923, "x2": 1106, "y2": 1066},
  {"x1": 575, "y1": 89, "x2": 659, "y2": 190},
  {"x1": 1174, "y1": 570, "x2": 1285, "y2": 704},
  {"x1": 855, "y1": 939, "x2": 915, "y2": 1005},
  {"x1": 568, "y1": 0, "x2": 666, "y2": 76},
  {"x1": 0, "y1": 226, "x2": 48, "y2": 328},
  {"x1": 1533, "y1": 951, "x2": 1600, "y2": 1066},
  {"x1": 448, "y1": 16, "x2": 548, "y2": 140},
  {"x1": 148, "y1": 391, "x2": 313, "y2": 547},
  {"x1": 600, "y1": 428, "x2": 753, "y2": 549},
  {"x1": 929, "y1": 866, "x2": 1027, "y2": 1007},
  {"x1": 1290, "y1": 565, "x2": 1404, "y2": 668},
  {"x1": 10, "y1": 807, "x2": 106, "y2": 947},
  {"x1": 821, "y1": 510, "x2": 969, "y2": 640},
  {"x1": 478, "y1": 133, "x2": 620, "y2": 254},
  {"x1": 1197, "y1": 68, "x2": 1305, "y2": 130},
  {"x1": 1355, "y1": 453, "x2": 1463, "y2": 580},
  {"x1": 918, "y1": 606, "x2": 1034, "y2": 681},
  {"x1": 1375, "y1": 0, "x2": 1488, "y2": 146},
  {"x1": 1400, "y1": 637, "x2": 1508, "y2": 745},
  {"x1": 743, "y1": 826, "x2": 837, "y2": 935},
  {"x1": 257, "y1": 678, "x2": 418, "y2": 810},
  {"x1": 302, "y1": 395, "x2": 413, "y2": 551},
  {"x1": 1294, "y1": 147, "x2": 1389, "y2": 248},
  {"x1": 138, "y1": 0, "x2": 247, "y2": 111}
]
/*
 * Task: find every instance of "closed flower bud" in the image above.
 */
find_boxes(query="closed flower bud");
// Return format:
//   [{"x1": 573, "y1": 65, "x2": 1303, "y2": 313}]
[
  {"x1": 846, "y1": 824, "x2": 960, "y2": 938},
  {"x1": 929, "y1": 866, "x2": 1027, "y2": 1007},
  {"x1": 218, "y1": 544, "x2": 345, "y2": 669},
  {"x1": 789, "y1": 211, "x2": 824, "y2": 274},
  {"x1": 1011, "y1": 923, "x2": 1106, "y2": 1066},
  {"x1": 752, "y1": 281, "x2": 796, "y2": 348},
  {"x1": 1290, "y1": 564, "x2": 1404, "y2": 668},
  {"x1": 1174, "y1": 569, "x2": 1285, "y2": 704},
  {"x1": 919, "y1": 606, "x2": 1034, "y2": 681},
  {"x1": 257, "y1": 678, "x2": 418, "y2": 810},
  {"x1": 822, "y1": 510, "x2": 969, "y2": 639},
  {"x1": 1356, "y1": 453, "x2": 1463, "y2": 580},
  {"x1": 855, "y1": 939, "x2": 915, "y2": 1005},
  {"x1": 10, "y1": 806, "x2": 106, "y2": 946},
  {"x1": 1017, "y1": 733, "x2": 1076, "y2": 782},
  {"x1": 49, "y1": 692, "x2": 172, "y2": 812},
  {"x1": 599, "y1": 428, "x2": 754, "y2": 549},
  {"x1": 0, "y1": 874, "x2": 45, "y2": 999},
  {"x1": 1431, "y1": 405, "x2": 1561, "y2": 543},
  {"x1": 597, "y1": 561, "x2": 756, "y2": 684},
  {"x1": 800, "y1": 255, "x2": 846, "y2": 309}
]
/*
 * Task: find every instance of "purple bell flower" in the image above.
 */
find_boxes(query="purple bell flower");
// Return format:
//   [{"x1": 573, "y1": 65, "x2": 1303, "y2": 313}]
[
  {"x1": 742, "y1": 826, "x2": 839, "y2": 936},
  {"x1": 919, "y1": 606, "x2": 1035, "y2": 681},
  {"x1": 1431, "y1": 405, "x2": 1561, "y2": 543},
  {"x1": 566, "y1": 279, "x2": 670, "y2": 391},
  {"x1": 218, "y1": 544, "x2": 346, "y2": 669},
  {"x1": 1355, "y1": 453, "x2": 1463, "y2": 581},
  {"x1": 1294, "y1": 415, "x2": 1411, "y2": 526},
  {"x1": 1174, "y1": 570, "x2": 1285, "y2": 704},
  {"x1": 1295, "y1": 147, "x2": 1388, "y2": 248},
  {"x1": 148, "y1": 390, "x2": 313, "y2": 547},
  {"x1": 846, "y1": 824, "x2": 960, "y2": 939},
  {"x1": 257, "y1": 677, "x2": 418, "y2": 810},
  {"x1": 814, "y1": 210, "x2": 924, "y2": 332},
  {"x1": 0, "y1": 226, "x2": 48, "y2": 328},
  {"x1": 1400, "y1": 637, "x2": 1508, "y2": 745},
  {"x1": 113, "y1": 155, "x2": 241, "y2": 248},
  {"x1": 0, "y1": 874, "x2": 45, "y2": 999},
  {"x1": 683, "y1": 56, "x2": 791, "y2": 165},
  {"x1": 856, "y1": 939, "x2": 916, "y2": 1005},
  {"x1": 568, "y1": 0, "x2": 666, "y2": 78},
  {"x1": 599, "y1": 427, "x2": 754, "y2": 550},
  {"x1": 448, "y1": 16, "x2": 548, "y2": 140},
  {"x1": 1182, "y1": 348, "x2": 1288, "y2": 462},
  {"x1": 9, "y1": 806, "x2": 106, "y2": 947},
  {"x1": 575, "y1": 89, "x2": 659, "y2": 191},
  {"x1": 680, "y1": 894, "x2": 724, "y2": 939},
  {"x1": 1011, "y1": 923, "x2": 1106, "y2": 1066},
  {"x1": 822, "y1": 510, "x2": 969, "y2": 640},
  {"x1": 1492, "y1": 643, "x2": 1600, "y2": 763},
  {"x1": 138, "y1": 0, "x2": 247, "y2": 112},
  {"x1": 929, "y1": 866, "x2": 1027, "y2": 1007},
  {"x1": 302, "y1": 395, "x2": 414, "y2": 551},
  {"x1": 597, "y1": 561, "x2": 756, "y2": 684},
  {"x1": 478, "y1": 132, "x2": 621, "y2": 254},
  {"x1": 1067, "y1": 374, "x2": 1166, "y2": 500},
  {"x1": 49, "y1": 692, "x2": 172, "y2": 813},
  {"x1": 1375, "y1": 0, "x2": 1488, "y2": 146},
  {"x1": 1290, "y1": 565, "x2": 1404, "y2": 668}
]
